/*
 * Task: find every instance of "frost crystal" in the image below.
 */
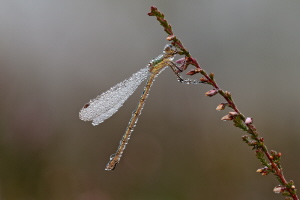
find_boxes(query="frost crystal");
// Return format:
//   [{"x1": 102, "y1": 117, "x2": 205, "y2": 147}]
[{"x1": 79, "y1": 67, "x2": 149, "y2": 125}]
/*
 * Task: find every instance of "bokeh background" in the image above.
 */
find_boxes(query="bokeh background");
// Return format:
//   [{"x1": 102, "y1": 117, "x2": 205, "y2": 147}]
[{"x1": 1, "y1": 1, "x2": 300, "y2": 199}]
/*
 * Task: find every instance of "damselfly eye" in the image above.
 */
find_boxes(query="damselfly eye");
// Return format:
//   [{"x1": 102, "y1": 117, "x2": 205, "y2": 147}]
[
  {"x1": 163, "y1": 44, "x2": 177, "y2": 55},
  {"x1": 163, "y1": 44, "x2": 172, "y2": 52}
]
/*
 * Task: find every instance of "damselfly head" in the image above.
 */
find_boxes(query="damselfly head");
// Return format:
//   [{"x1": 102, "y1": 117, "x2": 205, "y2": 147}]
[{"x1": 163, "y1": 44, "x2": 177, "y2": 55}]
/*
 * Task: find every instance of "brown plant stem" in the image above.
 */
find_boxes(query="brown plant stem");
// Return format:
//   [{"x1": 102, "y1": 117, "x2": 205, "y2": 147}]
[{"x1": 148, "y1": 6, "x2": 298, "y2": 200}]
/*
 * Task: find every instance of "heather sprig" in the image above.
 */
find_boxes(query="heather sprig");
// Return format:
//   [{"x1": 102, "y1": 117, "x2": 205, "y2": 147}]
[{"x1": 148, "y1": 6, "x2": 298, "y2": 200}]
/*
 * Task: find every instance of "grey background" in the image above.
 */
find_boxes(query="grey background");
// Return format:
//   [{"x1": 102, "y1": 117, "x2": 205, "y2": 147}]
[{"x1": 1, "y1": 1, "x2": 300, "y2": 199}]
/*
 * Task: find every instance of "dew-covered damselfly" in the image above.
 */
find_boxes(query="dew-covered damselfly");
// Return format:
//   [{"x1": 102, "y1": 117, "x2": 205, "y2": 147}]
[{"x1": 79, "y1": 44, "x2": 203, "y2": 170}]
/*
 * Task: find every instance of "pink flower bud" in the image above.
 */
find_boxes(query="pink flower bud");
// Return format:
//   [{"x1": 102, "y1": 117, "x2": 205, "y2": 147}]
[
  {"x1": 229, "y1": 111, "x2": 239, "y2": 116},
  {"x1": 166, "y1": 35, "x2": 175, "y2": 41},
  {"x1": 175, "y1": 57, "x2": 185, "y2": 64},
  {"x1": 205, "y1": 89, "x2": 218, "y2": 97},
  {"x1": 221, "y1": 114, "x2": 233, "y2": 121},
  {"x1": 256, "y1": 168, "x2": 264, "y2": 173},
  {"x1": 261, "y1": 171, "x2": 268, "y2": 176},
  {"x1": 216, "y1": 103, "x2": 227, "y2": 111},
  {"x1": 245, "y1": 117, "x2": 253, "y2": 125},
  {"x1": 278, "y1": 152, "x2": 282, "y2": 157},
  {"x1": 200, "y1": 77, "x2": 208, "y2": 83},
  {"x1": 291, "y1": 185, "x2": 296, "y2": 189},
  {"x1": 273, "y1": 186, "x2": 284, "y2": 194}
]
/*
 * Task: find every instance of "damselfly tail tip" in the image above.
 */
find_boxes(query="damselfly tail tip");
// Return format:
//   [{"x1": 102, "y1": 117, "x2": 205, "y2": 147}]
[
  {"x1": 105, "y1": 165, "x2": 116, "y2": 171},
  {"x1": 105, "y1": 161, "x2": 118, "y2": 171},
  {"x1": 105, "y1": 154, "x2": 120, "y2": 171}
]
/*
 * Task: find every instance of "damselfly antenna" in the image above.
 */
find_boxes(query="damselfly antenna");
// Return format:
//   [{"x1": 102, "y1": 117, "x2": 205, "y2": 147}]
[{"x1": 79, "y1": 44, "x2": 204, "y2": 170}]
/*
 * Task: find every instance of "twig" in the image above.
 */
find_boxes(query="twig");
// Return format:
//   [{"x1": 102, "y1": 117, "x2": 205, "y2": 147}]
[{"x1": 148, "y1": 6, "x2": 298, "y2": 200}]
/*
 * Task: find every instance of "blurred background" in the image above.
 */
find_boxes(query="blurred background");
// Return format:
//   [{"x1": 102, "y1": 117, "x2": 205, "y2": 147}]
[{"x1": 1, "y1": 0, "x2": 300, "y2": 199}]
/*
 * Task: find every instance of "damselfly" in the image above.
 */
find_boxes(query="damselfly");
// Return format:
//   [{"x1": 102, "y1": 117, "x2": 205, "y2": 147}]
[{"x1": 79, "y1": 44, "x2": 203, "y2": 170}]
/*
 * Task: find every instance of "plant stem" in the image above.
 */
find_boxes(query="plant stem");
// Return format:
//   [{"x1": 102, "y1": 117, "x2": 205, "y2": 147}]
[{"x1": 148, "y1": 6, "x2": 298, "y2": 200}]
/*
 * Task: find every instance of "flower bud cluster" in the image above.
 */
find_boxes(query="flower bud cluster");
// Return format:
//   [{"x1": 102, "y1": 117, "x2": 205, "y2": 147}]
[{"x1": 256, "y1": 166, "x2": 270, "y2": 176}]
